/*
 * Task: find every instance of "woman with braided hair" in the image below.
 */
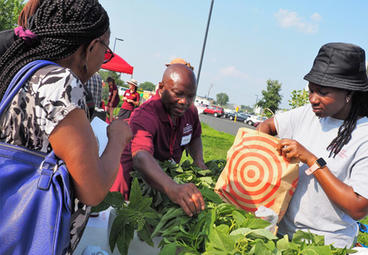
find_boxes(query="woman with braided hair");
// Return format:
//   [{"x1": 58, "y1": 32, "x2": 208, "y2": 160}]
[
  {"x1": 0, "y1": 0, "x2": 132, "y2": 252},
  {"x1": 258, "y1": 42, "x2": 368, "y2": 248}
]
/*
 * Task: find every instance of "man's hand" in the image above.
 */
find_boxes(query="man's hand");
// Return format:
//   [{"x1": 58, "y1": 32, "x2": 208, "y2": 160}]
[
  {"x1": 133, "y1": 150, "x2": 205, "y2": 217},
  {"x1": 166, "y1": 182, "x2": 205, "y2": 217}
]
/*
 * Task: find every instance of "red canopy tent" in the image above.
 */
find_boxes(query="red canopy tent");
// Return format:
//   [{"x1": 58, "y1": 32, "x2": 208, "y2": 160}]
[{"x1": 101, "y1": 53, "x2": 133, "y2": 74}]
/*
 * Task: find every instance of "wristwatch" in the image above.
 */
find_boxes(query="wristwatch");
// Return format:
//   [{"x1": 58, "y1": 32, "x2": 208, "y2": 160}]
[{"x1": 305, "y1": 157, "x2": 326, "y2": 175}]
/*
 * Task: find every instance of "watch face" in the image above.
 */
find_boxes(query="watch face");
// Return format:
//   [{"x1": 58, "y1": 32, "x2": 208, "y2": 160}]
[{"x1": 316, "y1": 157, "x2": 326, "y2": 167}]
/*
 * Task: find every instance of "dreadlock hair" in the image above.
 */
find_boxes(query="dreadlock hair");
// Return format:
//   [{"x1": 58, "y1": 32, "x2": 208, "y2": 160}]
[
  {"x1": 0, "y1": 0, "x2": 109, "y2": 101},
  {"x1": 327, "y1": 91, "x2": 368, "y2": 157}
]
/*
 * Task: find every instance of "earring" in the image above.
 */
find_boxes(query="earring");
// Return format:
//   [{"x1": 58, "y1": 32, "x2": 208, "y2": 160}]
[
  {"x1": 346, "y1": 96, "x2": 350, "y2": 103},
  {"x1": 83, "y1": 63, "x2": 88, "y2": 73}
]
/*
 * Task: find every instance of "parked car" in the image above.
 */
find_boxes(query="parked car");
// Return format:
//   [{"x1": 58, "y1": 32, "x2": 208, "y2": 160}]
[
  {"x1": 253, "y1": 116, "x2": 268, "y2": 127},
  {"x1": 203, "y1": 105, "x2": 225, "y2": 117},
  {"x1": 223, "y1": 108, "x2": 235, "y2": 118},
  {"x1": 228, "y1": 112, "x2": 250, "y2": 123},
  {"x1": 224, "y1": 110, "x2": 237, "y2": 118},
  {"x1": 246, "y1": 115, "x2": 266, "y2": 126},
  {"x1": 195, "y1": 103, "x2": 208, "y2": 114}
]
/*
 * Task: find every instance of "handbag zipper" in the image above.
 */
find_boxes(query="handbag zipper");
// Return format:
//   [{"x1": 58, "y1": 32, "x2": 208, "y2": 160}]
[{"x1": 0, "y1": 142, "x2": 45, "y2": 158}]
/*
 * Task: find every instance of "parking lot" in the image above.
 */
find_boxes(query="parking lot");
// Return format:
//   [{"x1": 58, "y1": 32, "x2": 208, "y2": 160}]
[{"x1": 199, "y1": 113, "x2": 255, "y2": 136}]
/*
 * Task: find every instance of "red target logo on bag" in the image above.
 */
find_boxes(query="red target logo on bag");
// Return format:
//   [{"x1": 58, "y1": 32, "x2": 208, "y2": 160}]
[{"x1": 215, "y1": 128, "x2": 299, "y2": 221}]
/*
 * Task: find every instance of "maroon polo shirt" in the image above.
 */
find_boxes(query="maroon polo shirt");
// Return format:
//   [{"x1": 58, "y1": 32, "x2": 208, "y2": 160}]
[
  {"x1": 121, "y1": 90, "x2": 140, "y2": 111},
  {"x1": 110, "y1": 92, "x2": 202, "y2": 198}
]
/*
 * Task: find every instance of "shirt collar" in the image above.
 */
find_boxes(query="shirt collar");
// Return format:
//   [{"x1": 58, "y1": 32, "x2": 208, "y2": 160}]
[{"x1": 152, "y1": 90, "x2": 170, "y2": 123}]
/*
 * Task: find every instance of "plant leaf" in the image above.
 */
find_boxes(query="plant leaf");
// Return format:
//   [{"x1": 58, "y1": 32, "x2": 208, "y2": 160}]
[
  {"x1": 159, "y1": 243, "x2": 178, "y2": 255},
  {"x1": 91, "y1": 199, "x2": 110, "y2": 213},
  {"x1": 152, "y1": 207, "x2": 185, "y2": 237},
  {"x1": 116, "y1": 223, "x2": 135, "y2": 255},
  {"x1": 197, "y1": 169, "x2": 212, "y2": 176},
  {"x1": 248, "y1": 229, "x2": 277, "y2": 240},
  {"x1": 230, "y1": 227, "x2": 252, "y2": 236},
  {"x1": 109, "y1": 214, "x2": 126, "y2": 252},
  {"x1": 248, "y1": 239, "x2": 274, "y2": 255},
  {"x1": 104, "y1": 191, "x2": 125, "y2": 209},
  {"x1": 276, "y1": 235, "x2": 291, "y2": 250},
  {"x1": 128, "y1": 178, "x2": 143, "y2": 208},
  {"x1": 302, "y1": 246, "x2": 332, "y2": 255},
  {"x1": 137, "y1": 222, "x2": 154, "y2": 247},
  {"x1": 232, "y1": 210, "x2": 247, "y2": 227},
  {"x1": 205, "y1": 225, "x2": 239, "y2": 252}
]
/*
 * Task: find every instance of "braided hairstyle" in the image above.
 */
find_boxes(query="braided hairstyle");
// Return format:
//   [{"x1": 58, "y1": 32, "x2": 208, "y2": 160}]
[
  {"x1": 0, "y1": 0, "x2": 109, "y2": 101},
  {"x1": 327, "y1": 91, "x2": 368, "y2": 157}
]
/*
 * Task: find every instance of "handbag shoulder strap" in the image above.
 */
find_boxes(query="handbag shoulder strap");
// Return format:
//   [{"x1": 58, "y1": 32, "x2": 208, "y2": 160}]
[{"x1": 0, "y1": 60, "x2": 59, "y2": 117}]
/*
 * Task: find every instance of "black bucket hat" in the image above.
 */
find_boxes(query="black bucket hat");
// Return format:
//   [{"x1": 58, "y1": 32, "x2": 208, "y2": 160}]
[{"x1": 304, "y1": 42, "x2": 368, "y2": 91}]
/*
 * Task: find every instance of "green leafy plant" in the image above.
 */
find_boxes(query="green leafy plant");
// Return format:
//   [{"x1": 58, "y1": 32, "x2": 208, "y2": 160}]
[
  {"x1": 94, "y1": 159, "x2": 359, "y2": 255},
  {"x1": 93, "y1": 179, "x2": 160, "y2": 255},
  {"x1": 130, "y1": 159, "x2": 226, "y2": 213}
]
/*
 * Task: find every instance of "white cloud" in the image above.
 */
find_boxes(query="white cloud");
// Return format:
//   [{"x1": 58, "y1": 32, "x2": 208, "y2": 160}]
[
  {"x1": 274, "y1": 9, "x2": 321, "y2": 34},
  {"x1": 310, "y1": 12, "x2": 322, "y2": 22},
  {"x1": 219, "y1": 66, "x2": 249, "y2": 79}
]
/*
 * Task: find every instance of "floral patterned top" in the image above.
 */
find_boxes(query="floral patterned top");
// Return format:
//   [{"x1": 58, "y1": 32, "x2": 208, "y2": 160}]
[{"x1": 0, "y1": 65, "x2": 89, "y2": 153}]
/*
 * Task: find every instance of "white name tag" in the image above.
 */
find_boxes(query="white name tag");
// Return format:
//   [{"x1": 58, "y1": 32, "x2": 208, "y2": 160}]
[{"x1": 180, "y1": 134, "x2": 192, "y2": 146}]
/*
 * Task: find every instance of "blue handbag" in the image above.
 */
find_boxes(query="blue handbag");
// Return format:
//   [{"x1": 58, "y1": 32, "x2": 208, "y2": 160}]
[{"x1": 0, "y1": 60, "x2": 72, "y2": 255}]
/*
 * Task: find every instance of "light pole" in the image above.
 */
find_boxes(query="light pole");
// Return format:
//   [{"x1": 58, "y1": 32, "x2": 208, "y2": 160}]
[
  {"x1": 197, "y1": 0, "x2": 214, "y2": 86},
  {"x1": 113, "y1": 37, "x2": 124, "y2": 52},
  {"x1": 207, "y1": 83, "x2": 214, "y2": 98}
]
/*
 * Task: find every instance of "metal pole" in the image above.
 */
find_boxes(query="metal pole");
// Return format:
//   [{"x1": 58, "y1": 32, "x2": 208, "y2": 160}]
[
  {"x1": 207, "y1": 83, "x2": 213, "y2": 98},
  {"x1": 197, "y1": 0, "x2": 214, "y2": 86},
  {"x1": 113, "y1": 37, "x2": 124, "y2": 52}
]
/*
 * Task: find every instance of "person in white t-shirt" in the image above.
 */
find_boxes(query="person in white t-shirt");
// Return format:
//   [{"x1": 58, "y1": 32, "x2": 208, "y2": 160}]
[{"x1": 258, "y1": 42, "x2": 368, "y2": 248}]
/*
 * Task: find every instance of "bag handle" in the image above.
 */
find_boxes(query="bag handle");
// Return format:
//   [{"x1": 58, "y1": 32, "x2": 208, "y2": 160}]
[{"x1": 0, "y1": 60, "x2": 58, "y2": 117}]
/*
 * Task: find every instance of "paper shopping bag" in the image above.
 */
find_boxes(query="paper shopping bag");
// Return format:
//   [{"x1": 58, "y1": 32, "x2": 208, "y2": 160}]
[{"x1": 215, "y1": 127, "x2": 299, "y2": 222}]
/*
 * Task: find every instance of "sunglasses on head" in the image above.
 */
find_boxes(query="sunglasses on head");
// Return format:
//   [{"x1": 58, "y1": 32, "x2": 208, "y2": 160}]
[{"x1": 98, "y1": 40, "x2": 114, "y2": 64}]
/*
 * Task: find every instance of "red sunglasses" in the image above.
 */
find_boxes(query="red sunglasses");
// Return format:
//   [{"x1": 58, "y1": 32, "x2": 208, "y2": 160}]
[{"x1": 98, "y1": 40, "x2": 114, "y2": 64}]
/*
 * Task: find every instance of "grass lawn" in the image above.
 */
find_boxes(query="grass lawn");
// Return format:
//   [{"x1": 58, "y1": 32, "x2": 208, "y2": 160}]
[
  {"x1": 358, "y1": 217, "x2": 368, "y2": 246},
  {"x1": 180, "y1": 122, "x2": 235, "y2": 162},
  {"x1": 183, "y1": 122, "x2": 368, "y2": 246}
]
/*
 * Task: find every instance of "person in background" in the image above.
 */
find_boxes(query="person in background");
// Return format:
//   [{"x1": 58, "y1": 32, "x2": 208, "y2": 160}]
[
  {"x1": 85, "y1": 72, "x2": 107, "y2": 121},
  {"x1": 0, "y1": 0, "x2": 132, "y2": 251},
  {"x1": 118, "y1": 78, "x2": 140, "y2": 120},
  {"x1": 85, "y1": 72, "x2": 103, "y2": 109},
  {"x1": 166, "y1": 57, "x2": 194, "y2": 70},
  {"x1": 106, "y1": 76, "x2": 119, "y2": 122},
  {"x1": 111, "y1": 63, "x2": 207, "y2": 217},
  {"x1": 258, "y1": 42, "x2": 368, "y2": 248}
]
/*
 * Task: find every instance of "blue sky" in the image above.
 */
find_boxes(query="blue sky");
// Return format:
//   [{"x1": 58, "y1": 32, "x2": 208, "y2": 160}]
[{"x1": 99, "y1": 0, "x2": 368, "y2": 109}]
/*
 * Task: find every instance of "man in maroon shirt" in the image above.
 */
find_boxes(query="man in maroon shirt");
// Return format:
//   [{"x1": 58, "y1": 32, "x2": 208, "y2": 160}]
[{"x1": 111, "y1": 63, "x2": 207, "y2": 217}]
